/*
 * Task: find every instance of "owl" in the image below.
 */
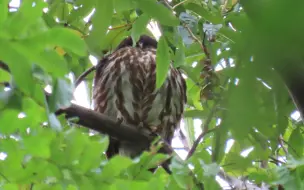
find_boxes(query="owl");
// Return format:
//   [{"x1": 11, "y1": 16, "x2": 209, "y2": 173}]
[{"x1": 93, "y1": 35, "x2": 187, "y2": 158}]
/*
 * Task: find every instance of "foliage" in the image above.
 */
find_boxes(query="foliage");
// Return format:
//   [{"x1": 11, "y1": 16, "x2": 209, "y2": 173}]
[{"x1": 1, "y1": 0, "x2": 304, "y2": 189}]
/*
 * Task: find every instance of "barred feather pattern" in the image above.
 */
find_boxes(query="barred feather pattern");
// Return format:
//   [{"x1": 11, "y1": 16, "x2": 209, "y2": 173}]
[{"x1": 93, "y1": 38, "x2": 187, "y2": 158}]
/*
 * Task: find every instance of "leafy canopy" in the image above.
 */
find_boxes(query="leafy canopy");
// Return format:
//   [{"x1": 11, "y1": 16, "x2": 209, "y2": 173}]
[{"x1": 1, "y1": 0, "x2": 304, "y2": 189}]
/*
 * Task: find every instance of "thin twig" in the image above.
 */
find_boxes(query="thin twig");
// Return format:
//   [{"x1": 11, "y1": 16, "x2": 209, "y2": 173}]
[
  {"x1": 278, "y1": 135, "x2": 288, "y2": 155},
  {"x1": 269, "y1": 156, "x2": 286, "y2": 165},
  {"x1": 178, "y1": 129, "x2": 190, "y2": 151},
  {"x1": 183, "y1": 24, "x2": 204, "y2": 52},
  {"x1": 74, "y1": 66, "x2": 96, "y2": 88},
  {"x1": 161, "y1": 0, "x2": 173, "y2": 9},
  {"x1": 186, "y1": 128, "x2": 216, "y2": 160},
  {"x1": 109, "y1": 22, "x2": 133, "y2": 30},
  {"x1": 281, "y1": 138, "x2": 300, "y2": 158},
  {"x1": 172, "y1": 0, "x2": 190, "y2": 9},
  {"x1": 183, "y1": 24, "x2": 211, "y2": 59}
]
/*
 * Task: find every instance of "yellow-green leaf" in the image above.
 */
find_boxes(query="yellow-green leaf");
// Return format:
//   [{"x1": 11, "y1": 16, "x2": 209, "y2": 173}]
[{"x1": 156, "y1": 36, "x2": 170, "y2": 88}]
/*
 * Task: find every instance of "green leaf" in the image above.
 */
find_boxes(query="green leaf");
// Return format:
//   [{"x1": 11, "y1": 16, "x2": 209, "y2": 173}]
[
  {"x1": 63, "y1": 128, "x2": 89, "y2": 164},
  {"x1": 174, "y1": 46, "x2": 185, "y2": 67},
  {"x1": 48, "y1": 113, "x2": 62, "y2": 131},
  {"x1": 170, "y1": 157, "x2": 195, "y2": 189},
  {"x1": 85, "y1": 0, "x2": 113, "y2": 54},
  {"x1": 48, "y1": 78, "x2": 73, "y2": 112},
  {"x1": 0, "y1": 39, "x2": 35, "y2": 95},
  {"x1": 11, "y1": 41, "x2": 69, "y2": 77},
  {"x1": 184, "y1": 110, "x2": 205, "y2": 118},
  {"x1": 202, "y1": 176, "x2": 221, "y2": 190},
  {"x1": 185, "y1": 3, "x2": 222, "y2": 23},
  {"x1": 23, "y1": 129, "x2": 55, "y2": 158},
  {"x1": 42, "y1": 12, "x2": 57, "y2": 28},
  {"x1": 131, "y1": 13, "x2": 151, "y2": 45},
  {"x1": 183, "y1": 118, "x2": 195, "y2": 147},
  {"x1": 146, "y1": 153, "x2": 169, "y2": 169},
  {"x1": 0, "y1": 109, "x2": 26, "y2": 134},
  {"x1": 5, "y1": 0, "x2": 47, "y2": 37},
  {"x1": 68, "y1": 1, "x2": 94, "y2": 23},
  {"x1": 78, "y1": 141, "x2": 105, "y2": 172},
  {"x1": 99, "y1": 27, "x2": 129, "y2": 51},
  {"x1": 0, "y1": 69, "x2": 10, "y2": 82},
  {"x1": 1, "y1": 184, "x2": 19, "y2": 190},
  {"x1": 134, "y1": 0, "x2": 179, "y2": 26},
  {"x1": 0, "y1": 0, "x2": 8, "y2": 27},
  {"x1": 113, "y1": 0, "x2": 134, "y2": 12},
  {"x1": 55, "y1": 2, "x2": 69, "y2": 21},
  {"x1": 223, "y1": 152, "x2": 252, "y2": 173},
  {"x1": 156, "y1": 36, "x2": 170, "y2": 88},
  {"x1": 288, "y1": 127, "x2": 304, "y2": 158},
  {"x1": 31, "y1": 27, "x2": 87, "y2": 56},
  {"x1": 101, "y1": 156, "x2": 133, "y2": 179}
]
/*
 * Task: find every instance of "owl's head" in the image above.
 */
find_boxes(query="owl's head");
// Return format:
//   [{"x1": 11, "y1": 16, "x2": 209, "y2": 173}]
[{"x1": 115, "y1": 35, "x2": 157, "y2": 51}]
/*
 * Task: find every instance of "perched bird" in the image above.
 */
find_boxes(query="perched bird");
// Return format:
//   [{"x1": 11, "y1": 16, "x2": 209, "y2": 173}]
[{"x1": 92, "y1": 35, "x2": 187, "y2": 158}]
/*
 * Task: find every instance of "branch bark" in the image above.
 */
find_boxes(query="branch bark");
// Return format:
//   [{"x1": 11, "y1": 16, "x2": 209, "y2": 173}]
[
  {"x1": 56, "y1": 104, "x2": 151, "y2": 143},
  {"x1": 55, "y1": 103, "x2": 173, "y2": 155}
]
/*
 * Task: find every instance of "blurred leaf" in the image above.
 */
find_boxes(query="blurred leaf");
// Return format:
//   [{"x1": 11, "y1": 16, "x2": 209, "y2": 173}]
[
  {"x1": 23, "y1": 129, "x2": 55, "y2": 158},
  {"x1": 0, "y1": 68, "x2": 10, "y2": 82},
  {"x1": 12, "y1": 41, "x2": 69, "y2": 77},
  {"x1": 100, "y1": 156, "x2": 133, "y2": 179},
  {"x1": 1, "y1": 184, "x2": 19, "y2": 190},
  {"x1": 5, "y1": 0, "x2": 47, "y2": 37},
  {"x1": 288, "y1": 127, "x2": 304, "y2": 158},
  {"x1": 183, "y1": 118, "x2": 195, "y2": 147},
  {"x1": 134, "y1": 0, "x2": 179, "y2": 26},
  {"x1": 48, "y1": 113, "x2": 62, "y2": 131},
  {"x1": 68, "y1": 0, "x2": 94, "y2": 23},
  {"x1": 184, "y1": 110, "x2": 205, "y2": 118},
  {"x1": 48, "y1": 78, "x2": 73, "y2": 112},
  {"x1": 131, "y1": 13, "x2": 150, "y2": 45},
  {"x1": 174, "y1": 44, "x2": 186, "y2": 67},
  {"x1": 78, "y1": 140, "x2": 109, "y2": 172},
  {"x1": 185, "y1": 3, "x2": 222, "y2": 23},
  {"x1": 0, "y1": 109, "x2": 25, "y2": 134},
  {"x1": 170, "y1": 157, "x2": 195, "y2": 189},
  {"x1": 113, "y1": 0, "x2": 134, "y2": 12},
  {"x1": 31, "y1": 27, "x2": 87, "y2": 56},
  {"x1": 156, "y1": 36, "x2": 170, "y2": 88},
  {"x1": 85, "y1": 0, "x2": 113, "y2": 55},
  {"x1": 63, "y1": 128, "x2": 89, "y2": 164},
  {"x1": 0, "y1": 0, "x2": 8, "y2": 27},
  {"x1": 0, "y1": 39, "x2": 35, "y2": 95}
]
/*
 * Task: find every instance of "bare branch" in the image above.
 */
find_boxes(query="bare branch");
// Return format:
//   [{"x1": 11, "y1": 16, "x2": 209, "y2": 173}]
[
  {"x1": 56, "y1": 103, "x2": 151, "y2": 143},
  {"x1": 186, "y1": 128, "x2": 216, "y2": 160},
  {"x1": 278, "y1": 135, "x2": 288, "y2": 155},
  {"x1": 172, "y1": 0, "x2": 190, "y2": 9},
  {"x1": 74, "y1": 66, "x2": 96, "y2": 88}
]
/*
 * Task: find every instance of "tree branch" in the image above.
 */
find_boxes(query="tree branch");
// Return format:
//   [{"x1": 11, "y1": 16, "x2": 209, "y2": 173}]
[
  {"x1": 74, "y1": 66, "x2": 96, "y2": 88},
  {"x1": 55, "y1": 103, "x2": 173, "y2": 155},
  {"x1": 56, "y1": 103, "x2": 151, "y2": 143}
]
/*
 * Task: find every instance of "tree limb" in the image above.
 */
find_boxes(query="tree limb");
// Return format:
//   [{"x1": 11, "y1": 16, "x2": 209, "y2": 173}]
[
  {"x1": 55, "y1": 103, "x2": 173, "y2": 155},
  {"x1": 74, "y1": 66, "x2": 96, "y2": 88},
  {"x1": 56, "y1": 104, "x2": 151, "y2": 143}
]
